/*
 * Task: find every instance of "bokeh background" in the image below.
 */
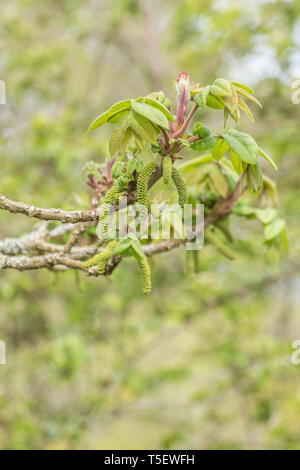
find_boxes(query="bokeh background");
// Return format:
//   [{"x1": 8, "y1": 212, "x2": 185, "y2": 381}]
[{"x1": 0, "y1": 0, "x2": 300, "y2": 450}]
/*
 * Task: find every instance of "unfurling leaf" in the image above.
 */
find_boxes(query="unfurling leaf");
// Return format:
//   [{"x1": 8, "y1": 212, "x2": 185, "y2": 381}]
[
  {"x1": 194, "y1": 86, "x2": 210, "y2": 108},
  {"x1": 222, "y1": 129, "x2": 259, "y2": 165},
  {"x1": 212, "y1": 138, "x2": 229, "y2": 161},
  {"x1": 88, "y1": 99, "x2": 132, "y2": 132},
  {"x1": 246, "y1": 161, "x2": 263, "y2": 194}
]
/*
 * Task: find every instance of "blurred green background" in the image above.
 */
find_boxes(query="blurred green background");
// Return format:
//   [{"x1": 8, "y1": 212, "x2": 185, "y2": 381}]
[{"x1": 0, "y1": 0, "x2": 300, "y2": 450}]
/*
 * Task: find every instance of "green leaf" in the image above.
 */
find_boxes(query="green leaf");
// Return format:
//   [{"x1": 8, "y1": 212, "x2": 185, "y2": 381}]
[
  {"x1": 236, "y1": 88, "x2": 262, "y2": 108},
  {"x1": 88, "y1": 99, "x2": 132, "y2": 132},
  {"x1": 238, "y1": 96, "x2": 254, "y2": 122},
  {"x1": 178, "y1": 154, "x2": 213, "y2": 173},
  {"x1": 194, "y1": 86, "x2": 210, "y2": 108},
  {"x1": 210, "y1": 79, "x2": 232, "y2": 97},
  {"x1": 120, "y1": 127, "x2": 132, "y2": 155},
  {"x1": 191, "y1": 136, "x2": 217, "y2": 152},
  {"x1": 264, "y1": 219, "x2": 286, "y2": 241},
  {"x1": 246, "y1": 161, "x2": 263, "y2": 194},
  {"x1": 130, "y1": 239, "x2": 146, "y2": 261},
  {"x1": 113, "y1": 237, "x2": 133, "y2": 256},
  {"x1": 222, "y1": 129, "x2": 259, "y2": 165},
  {"x1": 256, "y1": 208, "x2": 277, "y2": 225},
  {"x1": 129, "y1": 111, "x2": 158, "y2": 146},
  {"x1": 142, "y1": 97, "x2": 175, "y2": 122},
  {"x1": 109, "y1": 117, "x2": 129, "y2": 156},
  {"x1": 230, "y1": 150, "x2": 247, "y2": 175},
  {"x1": 259, "y1": 147, "x2": 278, "y2": 171},
  {"x1": 206, "y1": 94, "x2": 225, "y2": 109},
  {"x1": 205, "y1": 227, "x2": 236, "y2": 259},
  {"x1": 132, "y1": 100, "x2": 169, "y2": 129},
  {"x1": 208, "y1": 165, "x2": 228, "y2": 198},
  {"x1": 107, "y1": 110, "x2": 130, "y2": 123},
  {"x1": 212, "y1": 138, "x2": 229, "y2": 160},
  {"x1": 231, "y1": 81, "x2": 254, "y2": 95},
  {"x1": 127, "y1": 157, "x2": 140, "y2": 175},
  {"x1": 111, "y1": 161, "x2": 124, "y2": 179}
]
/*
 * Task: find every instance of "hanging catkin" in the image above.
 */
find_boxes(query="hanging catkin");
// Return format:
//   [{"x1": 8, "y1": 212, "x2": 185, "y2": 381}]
[
  {"x1": 84, "y1": 240, "x2": 118, "y2": 274},
  {"x1": 163, "y1": 156, "x2": 172, "y2": 185},
  {"x1": 171, "y1": 167, "x2": 188, "y2": 208},
  {"x1": 137, "y1": 257, "x2": 152, "y2": 294}
]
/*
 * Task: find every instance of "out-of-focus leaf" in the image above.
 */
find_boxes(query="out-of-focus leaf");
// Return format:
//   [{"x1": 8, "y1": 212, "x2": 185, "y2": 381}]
[
  {"x1": 209, "y1": 165, "x2": 228, "y2": 198},
  {"x1": 264, "y1": 219, "x2": 286, "y2": 241},
  {"x1": 255, "y1": 208, "x2": 277, "y2": 225},
  {"x1": 178, "y1": 155, "x2": 213, "y2": 173}
]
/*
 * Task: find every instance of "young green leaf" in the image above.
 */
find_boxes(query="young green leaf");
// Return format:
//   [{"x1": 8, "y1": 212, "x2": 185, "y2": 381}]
[
  {"x1": 235, "y1": 88, "x2": 262, "y2": 108},
  {"x1": 88, "y1": 99, "x2": 132, "y2": 132},
  {"x1": 206, "y1": 94, "x2": 225, "y2": 109},
  {"x1": 191, "y1": 136, "x2": 217, "y2": 152},
  {"x1": 132, "y1": 100, "x2": 169, "y2": 129},
  {"x1": 246, "y1": 161, "x2": 263, "y2": 194},
  {"x1": 212, "y1": 138, "x2": 229, "y2": 160},
  {"x1": 194, "y1": 86, "x2": 210, "y2": 108},
  {"x1": 231, "y1": 81, "x2": 254, "y2": 95},
  {"x1": 210, "y1": 79, "x2": 232, "y2": 97},
  {"x1": 129, "y1": 111, "x2": 158, "y2": 146},
  {"x1": 255, "y1": 208, "x2": 277, "y2": 225},
  {"x1": 142, "y1": 97, "x2": 175, "y2": 122},
  {"x1": 264, "y1": 219, "x2": 286, "y2": 241},
  {"x1": 109, "y1": 117, "x2": 129, "y2": 156},
  {"x1": 208, "y1": 165, "x2": 229, "y2": 198},
  {"x1": 222, "y1": 129, "x2": 259, "y2": 165},
  {"x1": 259, "y1": 147, "x2": 278, "y2": 171},
  {"x1": 230, "y1": 150, "x2": 247, "y2": 175},
  {"x1": 238, "y1": 96, "x2": 254, "y2": 122}
]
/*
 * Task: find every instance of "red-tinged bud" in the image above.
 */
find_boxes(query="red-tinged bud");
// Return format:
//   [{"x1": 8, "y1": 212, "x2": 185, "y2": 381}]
[{"x1": 175, "y1": 72, "x2": 190, "y2": 129}]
